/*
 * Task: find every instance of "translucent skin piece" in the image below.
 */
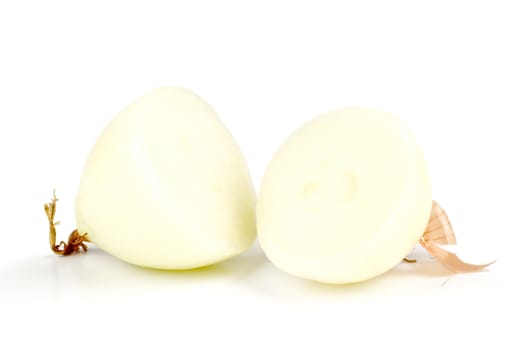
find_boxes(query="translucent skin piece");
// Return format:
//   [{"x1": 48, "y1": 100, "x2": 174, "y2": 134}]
[
  {"x1": 257, "y1": 108, "x2": 432, "y2": 284},
  {"x1": 420, "y1": 201, "x2": 495, "y2": 272},
  {"x1": 75, "y1": 87, "x2": 256, "y2": 269}
]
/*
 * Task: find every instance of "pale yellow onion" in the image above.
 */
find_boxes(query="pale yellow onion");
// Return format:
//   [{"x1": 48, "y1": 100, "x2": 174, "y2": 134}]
[
  {"x1": 257, "y1": 108, "x2": 432, "y2": 284},
  {"x1": 74, "y1": 87, "x2": 256, "y2": 269}
]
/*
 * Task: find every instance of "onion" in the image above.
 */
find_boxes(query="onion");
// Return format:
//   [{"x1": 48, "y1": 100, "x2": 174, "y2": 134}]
[
  {"x1": 46, "y1": 87, "x2": 256, "y2": 269},
  {"x1": 257, "y1": 108, "x2": 433, "y2": 283}
]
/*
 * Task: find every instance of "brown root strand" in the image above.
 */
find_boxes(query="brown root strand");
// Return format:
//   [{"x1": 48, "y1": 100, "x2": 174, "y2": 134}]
[
  {"x1": 403, "y1": 258, "x2": 417, "y2": 263},
  {"x1": 44, "y1": 190, "x2": 90, "y2": 256}
]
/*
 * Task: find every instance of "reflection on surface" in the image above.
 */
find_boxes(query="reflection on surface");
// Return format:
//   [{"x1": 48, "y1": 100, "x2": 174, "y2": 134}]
[
  {"x1": 0, "y1": 243, "x2": 268, "y2": 302},
  {"x1": 239, "y1": 244, "x2": 458, "y2": 300},
  {"x1": 1, "y1": 242, "x2": 496, "y2": 303}
]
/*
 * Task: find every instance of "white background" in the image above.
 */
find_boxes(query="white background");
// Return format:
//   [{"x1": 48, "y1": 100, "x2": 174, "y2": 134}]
[{"x1": 1, "y1": 0, "x2": 524, "y2": 349}]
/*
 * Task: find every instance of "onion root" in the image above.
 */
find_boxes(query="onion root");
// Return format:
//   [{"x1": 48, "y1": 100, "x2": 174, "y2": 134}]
[{"x1": 44, "y1": 190, "x2": 90, "y2": 256}]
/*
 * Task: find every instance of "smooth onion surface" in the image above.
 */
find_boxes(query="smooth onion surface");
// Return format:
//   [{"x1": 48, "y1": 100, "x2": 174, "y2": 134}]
[
  {"x1": 257, "y1": 108, "x2": 432, "y2": 284},
  {"x1": 76, "y1": 87, "x2": 256, "y2": 269}
]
